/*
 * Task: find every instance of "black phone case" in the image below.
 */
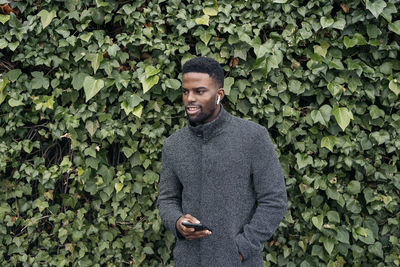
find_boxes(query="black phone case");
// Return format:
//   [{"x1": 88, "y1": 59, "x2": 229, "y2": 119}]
[{"x1": 182, "y1": 222, "x2": 212, "y2": 232}]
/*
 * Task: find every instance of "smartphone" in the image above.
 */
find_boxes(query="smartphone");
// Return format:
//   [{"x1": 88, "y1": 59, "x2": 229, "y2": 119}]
[{"x1": 182, "y1": 222, "x2": 212, "y2": 232}]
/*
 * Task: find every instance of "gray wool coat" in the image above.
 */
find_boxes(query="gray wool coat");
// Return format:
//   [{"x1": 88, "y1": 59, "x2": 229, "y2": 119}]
[{"x1": 157, "y1": 106, "x2": 287, "y2": 267}]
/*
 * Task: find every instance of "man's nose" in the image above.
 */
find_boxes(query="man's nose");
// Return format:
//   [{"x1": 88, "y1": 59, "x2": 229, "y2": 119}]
[{"x1": 187, "y1": 91, "x2": 196, "y2": 102}]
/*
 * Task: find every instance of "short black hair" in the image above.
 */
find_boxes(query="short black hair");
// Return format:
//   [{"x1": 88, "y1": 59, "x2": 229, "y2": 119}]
[{"x1": 182, "y1": 57, "x2": 224, "y2": 88}]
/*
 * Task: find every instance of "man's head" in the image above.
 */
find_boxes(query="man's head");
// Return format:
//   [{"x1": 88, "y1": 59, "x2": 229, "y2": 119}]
[{"x1": 181, "y1": 57, "x2": 225, "y2": 126}]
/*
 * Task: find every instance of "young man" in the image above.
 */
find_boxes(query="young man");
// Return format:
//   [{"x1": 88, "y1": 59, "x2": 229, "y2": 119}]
[{"x1": 157, "y1": 57, "x2": 287, "y2": 266}]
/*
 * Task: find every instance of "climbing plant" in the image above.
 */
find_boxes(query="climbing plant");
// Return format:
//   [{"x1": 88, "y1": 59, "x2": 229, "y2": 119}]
[{"x1": 0, "y1": 0, "x2": 399, "y2": 266}]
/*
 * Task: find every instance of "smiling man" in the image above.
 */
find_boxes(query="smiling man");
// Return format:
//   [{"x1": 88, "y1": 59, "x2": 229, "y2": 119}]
[{"x1": 157, "y1": 57, "x2": 287, "y2": 267}]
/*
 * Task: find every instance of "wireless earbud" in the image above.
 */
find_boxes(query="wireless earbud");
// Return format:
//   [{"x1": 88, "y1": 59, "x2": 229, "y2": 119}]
[{"x1": 216, "y1": 95, "x2": 221, "y2": 105}]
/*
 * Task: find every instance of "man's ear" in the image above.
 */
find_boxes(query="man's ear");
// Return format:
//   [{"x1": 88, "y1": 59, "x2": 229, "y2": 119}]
[{"x1": 217, "y1": 88, "x2": 225, "y2": 100}]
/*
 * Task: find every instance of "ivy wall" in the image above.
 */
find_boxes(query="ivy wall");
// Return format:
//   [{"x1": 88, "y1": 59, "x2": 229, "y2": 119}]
[{"x1": 0, "y1": 0, "x2": 399, "y2": 266}]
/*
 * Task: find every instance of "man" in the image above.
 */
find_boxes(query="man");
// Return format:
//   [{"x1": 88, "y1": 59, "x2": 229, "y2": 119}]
[{"x1": 157, "y1": 57, "x2": 287, "y2": 267}]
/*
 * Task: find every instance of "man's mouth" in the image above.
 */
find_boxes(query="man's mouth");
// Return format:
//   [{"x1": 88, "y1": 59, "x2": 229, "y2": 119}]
[{"x1": 186, "y1": 106, "x2": 201, "y2": 115}]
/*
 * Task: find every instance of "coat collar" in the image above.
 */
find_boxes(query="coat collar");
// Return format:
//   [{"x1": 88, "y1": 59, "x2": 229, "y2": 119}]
[{"x1": 187, "y1": 105, "x2": 231, "y2": 140}]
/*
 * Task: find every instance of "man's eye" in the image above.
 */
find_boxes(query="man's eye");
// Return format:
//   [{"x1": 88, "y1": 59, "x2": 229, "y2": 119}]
[
  {"x1": 182, "y1": 89, "x2": 188, "y2": 94},
  {"x1": 197, "y1": 90, "x2": 204, "y2": 94}
]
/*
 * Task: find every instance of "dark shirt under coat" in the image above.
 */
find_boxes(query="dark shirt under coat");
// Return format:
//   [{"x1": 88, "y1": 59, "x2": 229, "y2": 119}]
[{"x1": 157, "y1": 106, "x2": 287, "y2": 267}]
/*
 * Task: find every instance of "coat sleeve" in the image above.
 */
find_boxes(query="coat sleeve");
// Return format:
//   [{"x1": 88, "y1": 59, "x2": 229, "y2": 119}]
[
  {"x1": 157, "y1": 140, "x2": 184, "y2": 238},
  {"x1": 235, "y1": 127, "x2": 287, "y2": 260}
]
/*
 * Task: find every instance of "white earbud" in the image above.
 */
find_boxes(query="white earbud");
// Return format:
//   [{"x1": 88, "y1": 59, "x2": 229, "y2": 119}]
[{"x1": 216, "y1": 95, "x2": 221, "y2": 105}]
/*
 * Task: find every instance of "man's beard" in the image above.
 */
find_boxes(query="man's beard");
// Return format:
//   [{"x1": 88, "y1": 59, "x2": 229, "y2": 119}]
[{"x1": 187, "y1": 105, "x2": 217, "y2": 126}]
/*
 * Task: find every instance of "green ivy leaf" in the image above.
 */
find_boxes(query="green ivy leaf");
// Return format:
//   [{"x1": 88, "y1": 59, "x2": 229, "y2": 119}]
[
  {"x1": 5, "y1": 69, "x2": 21, "y2": 82},
  {"x1": 79, "y1": 32, "x2": 93, "y2": 42},
  {"x1": 356, "y1": 227, "x2": 367, "y2": 237},
  {"x1": 0, "y1": 77, "x2": 9, "y2": 93},
  {"x1": 346, "y1": 181, "x2": 361, "y2": 194},
  {"x1": 36, "y1": 95, "x2": 54, "y2": 111},
  {"x1": 33, "y1": 198, "x2": 49, "y2": 212},
  {"x1": 344, "y1": 33, "x2": 367, "y2": 48},
  {"x1": 0, "y1": 92, "x2": 6, "y2": 105},
  {"x1": 357, "y1": 227, "x2": 375, "y2": 244},
  {"x1": 370, "y1": 130, "x2": 390, "y2": 145},
  {"x1": 132, "y1": 104, "x2": 143, "y2": 118},
  {"x1": 122, "y1": 147, "x2": 134, "y2": 158},
  {"x1": 332, "y1": 18, "x2": 346, "y2": 30},
  {"x1": 288, "y1": 79, "x2": 303, "y2": 95},
  {"x1": 121, "y1": 94, "x2": 143, "y2": 115},
  {"x1": 98, "y1": 165, "x2": 115, "y2": 185},
  {"x1": 311, "y1": 105, "x2": 331, "y2": 126},
  {"x1": 363, "y1": 188, "x2": 375, "y2": 203},
  {"x1": 238, "y1": 32, "x2": 252, "y2": 44},
  {"x1": 332, "y1": 106, "x2": 353, "y2": 131},
  {"x1": 321, "y1": 236, "x2": 335, "y2": 255},
  {"x1": 237, "y1": 99, "x2": 250, "y2": 115},
  {"x1": 369, "y1": 105, "x2": 385, "y2": 119},
  {"x1": 114, "y1": 183, "x2": 124, "y2": 193},
  {"x1": 145, "y1": 65, "x2": 160, "y2": 78},
  {"x1": 107, "y1": 44, "x2": 120, "y2": 57},
  {"x1": 327, "y1": 211, "x2": 340, "y2": 223},
  {"x1": 388, "y1": 20, "x2": 400, "y2": 35},
  {"x1": 368, "y1": 242, "x2": 383, "y2": 258},
  {"x1": 143, "y1": 170, "x2": 159, "y2": 184},
  {"x1": 8, "y1": 98, "x2": 24, "y2": 107},
  {"x1": 0, "y1": 38, "x2": 7, "y2": 49},
  {"x1": 0, "y1": 203, "x2": 11, "y2": 220},
  {"x1": 96, "y1": 0, "x2": 109, "y2": 7},
  {"x1": 267, "y1": 53, "x2": 282, "y2": 70},
  {"x1": 72, "y1": 72, "x2": 89, "y2": 90},
  {"x1": 321, "y1": 136, "x2": 336, "y2": 152},
  {"x1": 253, "y1": 43, "x2": 269, "y2": 58},
  {"x1": 320, "y1": 17, "x2": 334, "y2": 28},
  {"x1": 296, "y1": 153, "x2": 313, "y2": 169},
  {"x1": 83, "y1": 76, "x2": 104, "y2": 102},
  {"x1": 336, "y1": 226, "x2": 350, "y2": 244},
  {"x1": 312, "y1": 215, "x2": 323, "y2": 230},
  {"x1": 0, "y1": 14, "x2": 10, "y2": 24},
  {"x1": 203, "y1": 7, "x2": 218, "y2": 16},
  {"x1": 37, "y1": 10, "x2": 57, "y2": 29},
  {"x1": 388, "y1": 79, "x2": 400, "y2": 95},
  {"x1": 165, "y1": 78, "x2": 181, "y2": 90},
  {"x1": 346, "y1": 198, "x2": 361, "y2": 214},
  {"x1": 8, "y1": 41, "x2": 19, "y2": 51},
  {"x1": 141, "y1": 75, "x2": 159, "y2": 94},
  {"x1": 224, "y1": 77, "x2": 234, "y2": 95},
  {"x1": 133, "y1": 182, "x2": 143, "y2": 194},
  {"x1": 367, "y1": 24, "x2": 381, "y2": 38},
  {"x1": 327, "y1": 82, "x2": 342, "y2": 97},
  {"x1": 313, "y1": 42, "x2": 329, "y2": 58},
  {"x1": 195, "y1": 15, "x2": 210, "y2": 26},
  {"x1": 86, "y1": 53, "x2": 103, "y2": 74},
  {"x1": 143, "y1": 246, "x2": 154, "y2": 255},
  {"x1": 31, "y1": 71, "x2": 49, "y2": 89},
  {"x1": 58, "y1": 228, "x2": 68, "y2": 244},
  {"x1": 200, "y1": 31, "x2": 212, "y2": 45},
  {"x1": 366, "y1": 0, "x2": 387, "y2": 19},
  {"x1": 85, "y1": 120, "x2": 99, "y2": 137},
  {"x1": 8, "y1": 12, "x2": 21, "y2": 28},
  {"x1": 328, "y1": 58, "x2": 345, "y2": 70}
]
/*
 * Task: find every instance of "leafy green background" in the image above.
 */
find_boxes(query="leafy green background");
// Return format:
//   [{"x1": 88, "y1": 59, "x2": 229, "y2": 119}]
[{"x1": 0, "y1": 0, "x2": 399, "y2": 266}]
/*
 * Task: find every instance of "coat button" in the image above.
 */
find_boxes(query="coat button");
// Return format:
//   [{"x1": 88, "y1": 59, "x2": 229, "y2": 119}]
[{"x1": 197, "y1": 134, "x2": 202, "y2": 137}]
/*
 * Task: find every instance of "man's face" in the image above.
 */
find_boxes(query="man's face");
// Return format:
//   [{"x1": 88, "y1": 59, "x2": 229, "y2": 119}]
[{"x1": 182, "y1": 72, "x2": 222, "y2": 126}]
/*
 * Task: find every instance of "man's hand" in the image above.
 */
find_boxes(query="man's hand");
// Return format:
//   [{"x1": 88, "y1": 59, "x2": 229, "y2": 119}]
[
  {"x1": 176, "y1": 214, "x2": 212, "y2": 240},
  {"x1": 239, "y1": 253, "x2": 243, "y2": 262}
]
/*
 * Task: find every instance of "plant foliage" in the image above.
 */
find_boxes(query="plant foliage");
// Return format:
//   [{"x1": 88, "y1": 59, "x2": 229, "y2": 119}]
[{"x1": 0, "y1": 0, "x2": 399, "y2": 266}]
